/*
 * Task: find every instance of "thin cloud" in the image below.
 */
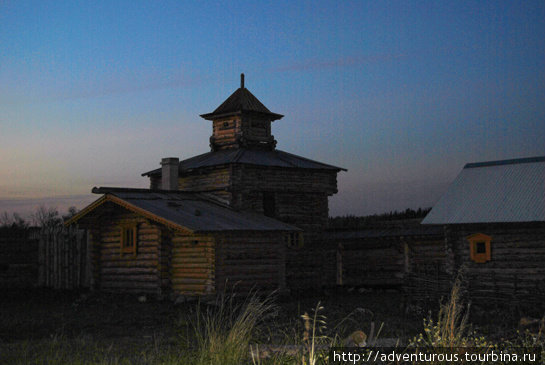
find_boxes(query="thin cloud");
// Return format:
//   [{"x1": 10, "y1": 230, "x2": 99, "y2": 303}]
[{"x1": 270, "y1": 42, "x2": 489, "y2": 74}]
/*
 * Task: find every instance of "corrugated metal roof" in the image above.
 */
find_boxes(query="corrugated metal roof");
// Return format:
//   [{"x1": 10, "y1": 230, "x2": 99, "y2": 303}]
[
  {"x1": 200, "y1": 87, "x2": 284, "y2": 121},
  {"x1": 142, "y1": 148, "x2": 345, "y2": 176},
  {"x1": 73, "y1": 187, "x2": 301, "y2": 233},
  {"x1": 422, "y1": 156, "x2": 545, "y2": 224}
]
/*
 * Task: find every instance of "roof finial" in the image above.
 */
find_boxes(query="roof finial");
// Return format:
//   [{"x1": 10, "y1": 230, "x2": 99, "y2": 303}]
[{"x1": 241, "y1": 73, "x2": 245, "y2": 89}]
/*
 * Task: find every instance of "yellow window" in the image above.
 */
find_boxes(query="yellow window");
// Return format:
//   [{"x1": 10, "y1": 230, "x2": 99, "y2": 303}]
[
  {"x1": 120, "y1": 224, "x2": 138, "y2": 255},
  {"x1": 467, "y1": 233, "x2": 491, "y2": 263}
]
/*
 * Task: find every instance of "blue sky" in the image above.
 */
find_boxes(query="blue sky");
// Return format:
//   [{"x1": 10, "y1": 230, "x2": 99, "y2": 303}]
[{"x1": 1, "y1": 0, "x2": 544, "y2": 217}]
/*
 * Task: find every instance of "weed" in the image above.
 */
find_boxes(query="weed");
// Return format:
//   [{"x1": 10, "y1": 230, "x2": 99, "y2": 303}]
[{"x1": 189, "y1": 290, "x2": 277, "y2": 365}]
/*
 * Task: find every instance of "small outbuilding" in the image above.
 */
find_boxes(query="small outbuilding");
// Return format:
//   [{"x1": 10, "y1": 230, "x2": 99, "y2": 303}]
[
  {"x1": 422, "y1": 156, "x2": 545, "y2": 309},
  {"x1": 66, "y1": 187, "x2": 300, "y2": 297}
]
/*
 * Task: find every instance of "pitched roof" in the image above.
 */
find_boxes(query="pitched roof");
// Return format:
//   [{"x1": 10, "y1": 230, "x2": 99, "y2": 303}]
[
  {"x1": 422, "y1": 156, "x2": 545, "y2": 224},
  {"x1": 142, "y1": 148, "x2": 345, "y2": 176},
  {"x1": 66, "y1": 187, "x2": 301, "y2": 233},
  {"x1": 200, "y1": 86, "x2": 283, "y2": 121}
]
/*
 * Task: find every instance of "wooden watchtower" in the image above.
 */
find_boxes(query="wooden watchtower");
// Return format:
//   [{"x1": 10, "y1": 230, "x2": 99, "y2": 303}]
[{"x1": 143, "y1": 74, "x2": 345, "y2": 241}]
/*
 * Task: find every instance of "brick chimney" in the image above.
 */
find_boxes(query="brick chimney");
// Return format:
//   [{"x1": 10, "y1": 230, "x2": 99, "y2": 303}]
[{"x1": 161, "y1": 157, "x2": 179, "y2": 191}]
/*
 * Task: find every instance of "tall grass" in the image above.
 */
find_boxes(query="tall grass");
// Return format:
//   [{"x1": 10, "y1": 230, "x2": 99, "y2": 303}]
[
  {"x1": 409, "y1": 278, "x2": 495, "y2": 349},
  {"x1": 190, "y1": 291, "x2": 276, "y2": 365},
  {"x1": 5, "y1": 282, "x2": 544, "y2": 365},
  {"x1": 410, "y1": 279, "x2": 474, "y2": 348},
  {"x1": 300, "y1": 302, "x2": 328, "y2": 365}
]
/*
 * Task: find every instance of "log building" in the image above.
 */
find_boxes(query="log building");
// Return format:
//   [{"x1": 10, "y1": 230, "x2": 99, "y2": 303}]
[
  {"x1": 66, "y1": 75, "x2": 344, "y2": 297},
  {"x1": 142, "y1": 74, "x2": 345, "y2": 241},
  {"x1": 67, "y1": 187, "x2": 298, "y2": 296},
  {"x1": 422, "y1": 156, "x2": 545, "y2": 311}
]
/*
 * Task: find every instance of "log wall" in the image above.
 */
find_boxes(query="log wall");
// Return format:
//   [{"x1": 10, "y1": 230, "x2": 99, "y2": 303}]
[
  {"x1": 95, "y1": 208, "x2": 162, "y2": 294},
  {"x1": 340, "y1": 238, "x2": 405, "y2": 287},
  {"x1": 150, "y1": 159, "x2": 338, "y2": 240},
  {"x1": 149, "y1": 176, "x2": 161, "y2": 190},
  {"x1": 285, "y1": 241, "x2": 336, "y2": 292},
  {"x1": 211, "y1": 117, "x2": 242, "y2": 149},
  {"x1": 243, "y1": 117, "x2": 270, "y2": 141},
  {"x1": 404, "y1": 236, "x2": 452, "y2": 305},
  {"x1": 446, "y1": 222, "x2": 545, "y2": 309},
  {"x1": 322, "y1": 230, "x2": 447, "y2": 295},
  {"x1": 159, "y1": 228, "x2": 172, "y2": 294},
  {"x1": 216, "y1": 232, "x2": 285, "y2": 294},
  {"x1": 171, "y1": 233, "x2": 215, "y2": 295},
  {"x1": 210, "y1": 116, "x2": 275, "y2": 149},
  {"x1": 232, "y1": 166, "x2": 337, "y2": 238},
  {"x1": 232, "y1": 165, "x2": 338, "y2": 196},
  {"x1": 177, "y1": 166, "x2": 232, "y2": 204}
]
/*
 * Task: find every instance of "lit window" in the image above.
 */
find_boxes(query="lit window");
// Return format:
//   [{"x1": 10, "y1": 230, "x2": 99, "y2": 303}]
[
  {"x1": 120, "y1": 224, "x2": 138, "y2": 255},
  {"x1": 467, "y1": 233, "x2": 491, "y2": 263}
]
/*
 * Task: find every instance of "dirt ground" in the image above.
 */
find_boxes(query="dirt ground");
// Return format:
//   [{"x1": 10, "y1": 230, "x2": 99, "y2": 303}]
[
  {"x1": 1, "y1": 286, "x2": 525, "y2": 353},
  {"x1": 0, "y1": 288, "x2": 425, "y2": 346}
]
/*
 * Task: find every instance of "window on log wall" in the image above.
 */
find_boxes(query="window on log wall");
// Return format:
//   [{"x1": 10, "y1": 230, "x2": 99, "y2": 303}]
[
  {"x1": 285, "y1": 232, "x2": 304, "y2": 248},
  {"x1": 467, "y1": 233, "x2": 491, "y2": 263},
  {"x1": 120, "y1": 224, "x2": 138, "y2": 256},
  {"x1": 263, "y1": 192, "x2": 276, "y2": 218}
]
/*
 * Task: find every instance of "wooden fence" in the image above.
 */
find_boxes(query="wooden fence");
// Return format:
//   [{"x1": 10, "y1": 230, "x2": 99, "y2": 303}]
[
  {"x1": 38, "y1": 227, "x2": 89, "y2": 289},
  {"x1": 0, "y1": 226, "x2": 89, "y2": 289}
]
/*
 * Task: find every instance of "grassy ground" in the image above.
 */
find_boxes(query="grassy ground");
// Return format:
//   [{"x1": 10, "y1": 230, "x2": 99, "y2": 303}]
[
  {"x1": 0, "y1": 287, "x2": 542, "y2": 364},
  {"x1": 0, "y1": 288, "x2": 420, "y2": 340}
]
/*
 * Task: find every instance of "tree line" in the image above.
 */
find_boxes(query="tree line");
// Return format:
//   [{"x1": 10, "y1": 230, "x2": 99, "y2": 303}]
[
  {"x1": 0, "y1": 206, "x2": 78, "y2": 230},
  {"x1": 328, "y1": 207, "x2": 431, "y2": 230}
]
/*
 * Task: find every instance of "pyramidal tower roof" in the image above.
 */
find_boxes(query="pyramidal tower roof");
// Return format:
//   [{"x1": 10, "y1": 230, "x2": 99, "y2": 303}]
[{"x1": 200, "y1": 74, "x2": 284, "y2": 121}]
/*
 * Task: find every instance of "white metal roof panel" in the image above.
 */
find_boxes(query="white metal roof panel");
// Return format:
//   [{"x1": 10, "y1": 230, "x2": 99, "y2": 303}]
[{"x1": 422, "y1": 157, "x2": 545, "y2": 224}]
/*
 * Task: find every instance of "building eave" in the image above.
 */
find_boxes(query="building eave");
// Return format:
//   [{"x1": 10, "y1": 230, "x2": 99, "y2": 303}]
[{"x1": 65, "y1": 193, "x2": 194, "y2": 234}]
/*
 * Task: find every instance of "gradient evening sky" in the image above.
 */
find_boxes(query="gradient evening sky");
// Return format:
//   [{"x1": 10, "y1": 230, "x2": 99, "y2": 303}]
[{"x1": 1, "y1": 1, "x2": 544, "y2": 218}]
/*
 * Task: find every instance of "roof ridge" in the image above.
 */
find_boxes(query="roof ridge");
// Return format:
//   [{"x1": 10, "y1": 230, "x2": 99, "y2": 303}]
[
  {"x1": 142, "y1": 148, "x2": 345, "y2": 177},
  {"x1": 141, "y1": 150, "x2": 214, "y2": 176},
  {"x1": 276, "y1": 149, "x2": 347, "y2": 171},
  {"x1": 233, "y1": 148, "x2": 245, "y2": 162},
  {"x1": 464, "y1": 156, "x2": 545, "y2": 169},
  {"x1": 92, "y1": 186, "x2": 196, "y2": 195},
  {"x1": 200, "y1": 86, "x2": 283, "y2": 121}
]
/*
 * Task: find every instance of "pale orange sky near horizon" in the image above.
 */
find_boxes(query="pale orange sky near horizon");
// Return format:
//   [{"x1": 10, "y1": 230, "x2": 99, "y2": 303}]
[{"x1": 2, "y1": 1, "x2": 544, "y2": 218}]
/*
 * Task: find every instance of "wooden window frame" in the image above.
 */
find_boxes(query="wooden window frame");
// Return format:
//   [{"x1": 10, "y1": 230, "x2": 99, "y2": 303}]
[
  {"x1": 120, "y1": 224, "x2": 138, "y2": 256},
  {"x1": 285, "y1": 232, "x2": 304, "y2": 248},
  {"x1": 263, "y1": 192, "x2": 276, "y2": 218},
  {"x1": 467, "y1": 233, "x2": 491, "y2": 263}
]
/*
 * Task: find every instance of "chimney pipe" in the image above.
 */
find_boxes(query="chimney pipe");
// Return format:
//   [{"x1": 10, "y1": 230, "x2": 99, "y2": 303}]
[
  {"x1": 241, "y1": 73, "x2": 245, "y2": 89},
  {"x1": 161, "y1": 157, "x2": 179, "y2": 191}
]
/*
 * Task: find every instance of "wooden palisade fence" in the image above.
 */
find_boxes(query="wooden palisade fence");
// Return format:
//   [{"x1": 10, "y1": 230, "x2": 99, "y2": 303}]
[{"x1": 38, "y1": 226, "x2": 89, "y2": 289}]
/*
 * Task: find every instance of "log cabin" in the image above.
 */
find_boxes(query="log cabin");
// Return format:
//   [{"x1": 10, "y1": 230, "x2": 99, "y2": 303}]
[
  {"x1": 66, "y1": 187, "x2": 300, "y2": 296},
  {"x1": 422, "y1": 156, "x2": 545, "y2": 310},
  {"x1": 66, "y1": 75, "x2": 344, "y2": 297}
]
